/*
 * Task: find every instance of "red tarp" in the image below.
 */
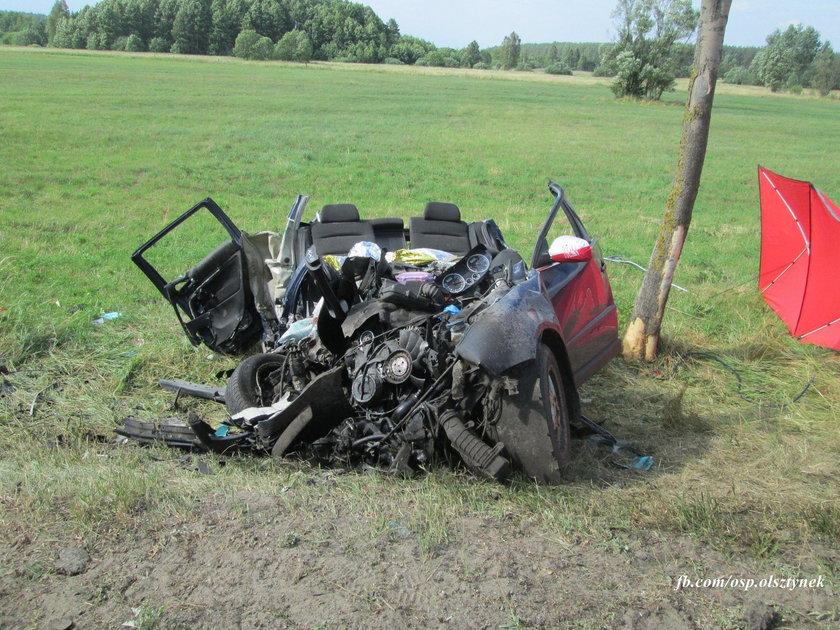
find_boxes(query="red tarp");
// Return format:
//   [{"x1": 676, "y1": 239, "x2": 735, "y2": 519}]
[{"x1": 759, "y1": 166, "x2": 840, "y2": 351}]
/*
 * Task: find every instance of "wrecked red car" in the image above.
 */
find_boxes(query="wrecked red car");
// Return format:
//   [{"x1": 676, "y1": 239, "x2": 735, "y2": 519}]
[{"x1": 128, "y1": 182, "x2": 619, "y2": 482}]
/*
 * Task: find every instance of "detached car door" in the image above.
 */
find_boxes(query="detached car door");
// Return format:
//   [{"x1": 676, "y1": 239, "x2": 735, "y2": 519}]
[
  {"x1": 132, "y1": 198, "x2": 262, "y2": 354},
  {"x1": 531, "y1": 182, "x2": 620, "y2": 385}
]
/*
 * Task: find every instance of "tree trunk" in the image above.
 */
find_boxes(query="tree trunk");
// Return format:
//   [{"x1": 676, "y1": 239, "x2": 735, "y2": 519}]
[{"x1": 622, "y1": 0, "x2": 732, "y2": 361}]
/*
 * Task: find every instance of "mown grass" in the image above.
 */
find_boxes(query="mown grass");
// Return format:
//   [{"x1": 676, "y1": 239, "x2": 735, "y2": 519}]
[{"x1": 1, "y1": 47, "x2": 839, "y2": 572}]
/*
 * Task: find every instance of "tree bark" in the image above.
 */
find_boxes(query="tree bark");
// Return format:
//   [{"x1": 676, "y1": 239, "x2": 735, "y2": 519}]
[{"x1": 622, "y1": 0, "x2": 732, "y2": 361}]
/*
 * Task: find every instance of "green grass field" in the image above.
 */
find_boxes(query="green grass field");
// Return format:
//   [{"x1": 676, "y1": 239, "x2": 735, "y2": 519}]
[{"x1": 1, "y1": 47, "x2": 839, "y2": 627}]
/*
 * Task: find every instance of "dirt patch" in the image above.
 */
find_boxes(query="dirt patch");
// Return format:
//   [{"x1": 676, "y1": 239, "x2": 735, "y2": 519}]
[
  {"x1": 55, "y1": 547, "x2": 91, "y2": 577},
  {"x1": 1, "y1": 485, "x2": 836, "y2": 630}
]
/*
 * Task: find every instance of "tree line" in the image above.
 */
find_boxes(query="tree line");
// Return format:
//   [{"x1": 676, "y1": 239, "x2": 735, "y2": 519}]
[
  {"x1": 1, "y1": 0, "x2": 837, "y2": 96},
  {"x1": 0, "y1": 10, "x2": 47, "y2": 46},
  {"x1": 602, "y1": 0, "x2": 839, "y2": 98},
  {"x1": 721, "y1": 24, "x2": 840, "y2": 95},
  {"x1": 33, "y1": 0, "x2": 398, "y2": 61}
]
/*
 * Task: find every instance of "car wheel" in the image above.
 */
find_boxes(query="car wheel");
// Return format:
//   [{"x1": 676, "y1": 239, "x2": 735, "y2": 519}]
[
  {"x1": 225, "y1": 353, "x2": 286, "y2": 416},
  {"x1": 493, "y1": 342, "x2": 571, "y2": 483}
]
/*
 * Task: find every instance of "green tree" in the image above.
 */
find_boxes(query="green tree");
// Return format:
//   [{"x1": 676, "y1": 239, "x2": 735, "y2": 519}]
[
  {"x1": 389, "y1": 35, "x2": 434, "y2": 65},
  {"x1": 460, "y1": 40, "x2": 480, "y2": 68},
  {"x1": 47, "y1": 0, "x2": 69, "y2": 44},
  {"x1": 126, "y1": 33, "x2": 145, "y2": 51},
  {"x1": 275, "y1": 29, "x2": 312, "y2": 61},
  {"x1": 416, "y1": 47, "x2": 460, "y2": 67},
  {"x1": 603, "y1": 0, "x2": 698, "y2": 100},
  {"x1": 750, "y1": 45, "x2": 786, "y2": 91},
  {"x1": 563, "y1": 46, "x2": 581, "y2": 70},
  {"x1": 149, "y1": 35, "x2": 169, "y2": 51},
  {"x1": 751, "y1": 24, "x2": 821, "y2": 91},
  {"x1": 111, "y1": 35, "x2": 129, "y2": 50},
  {"x1": 545, "y1": 61, "x2": 572, "y2": 75},
  {"x1": 242, "y1": 0, "x2": 291, "y2": 42},
  {"x1": 233, "y1": 27, "x2": 260, "y2": 58},
  {"x1": 51, "y1": 16, "x2": 79, "y2": 48},
  {"x1": 209, "y1": 0, "x2": 245, "y2": 56},
  {"x1": 17, "y1": 21, "x2": 48, "y2": 46},
  {"x1": 500, "y1": 31, "x2": 521, "y2": 69},
  {"x1": 385, "y1": 17, "x2": 399, "y2": 46},
  {"x1": 517, "y1": 51, "x2": 535, "y2": 71},
  {"x1": 90, "y1": 0, "x2": 123, "y2": 50},
  {"x1": 624, "y1": 0, "x2": 732, "y2": 359},
  {"x1": 153, "y1": 0, "x2": 180, "y2": 47},
  {"x1": 172, "y1": 0, "x2": 212, "y2": 54},
  {"x1": 86, "y1": 32, "x2": 104, "y2": 50},
  {"x1": 722, "y1": 66, "x2": 756, "y2": 85},
  {"x1": 119, "y1": 0, "x2": 153, "y2": 44},
  {"x1": 252, "y1": 34, "x2": 273, "y2": 59},
  {"x1": 811, "y1": 42, "x2": 840, "y2": 96}
]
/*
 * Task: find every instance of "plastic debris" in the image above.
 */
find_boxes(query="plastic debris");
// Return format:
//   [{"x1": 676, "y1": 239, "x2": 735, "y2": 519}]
[
  {"x1": 630, "y1": 455, "x2": 654, "y2": 471},
  {"x1": 92, "y1": 312, "x2": 122, "y2": 326},
  {"x1": 322, "y1": 254, "x2": 346, "y2": 270},
  {"x1": 392, "y1": 247, "x2": 458, "y2": 265},
  {"x1": 396, "y1": 271, "x2": 435, "y2": 284},
  {"x1": 347, "y1": 240, "x2": 382, "y2": 261},
  {"x1": 279, "y1": 317, "x2": 315, "y2": 345},
  {"x1": 587, "y1": 436, "x2": 654, "y2": 471},
  {"x1": 214, "y1": 424, "x2": 230, "y2": 437}
]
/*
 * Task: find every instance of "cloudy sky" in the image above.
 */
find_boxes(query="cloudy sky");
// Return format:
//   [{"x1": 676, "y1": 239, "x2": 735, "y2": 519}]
[{"x1": 4, "y1": 0, "x2": 839, "y2": 49}]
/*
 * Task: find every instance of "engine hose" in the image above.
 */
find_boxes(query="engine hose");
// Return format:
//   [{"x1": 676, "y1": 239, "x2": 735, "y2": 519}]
[
  {"x1": 381, "y1": 361, "x2": 457, "y2": 441},
  {"x1": 390, "y1": 389, "x2": 423, "y2": 424},
  {"x1": 351, "y1": 434, "x2": 387, "y2": 448},
  {"x1": 439, "y1": 410, "x2": 509, "y2": 482}
]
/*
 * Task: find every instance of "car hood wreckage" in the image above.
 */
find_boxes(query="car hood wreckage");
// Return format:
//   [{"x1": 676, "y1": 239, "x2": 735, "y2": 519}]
[{"x1": 122, "y1": 182, "x2": 621, "y2": 483}]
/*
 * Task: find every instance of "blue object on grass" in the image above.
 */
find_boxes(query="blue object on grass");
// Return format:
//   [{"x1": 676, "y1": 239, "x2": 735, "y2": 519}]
[
  {"x1": 93, "y1": 312, "x2": 123, "y2": 326},
  {"x1": 388, "y1": 520, "x2": 411, "y2": 538},
  {"x1": 586, "y1": 435, "x2": 654, "y2": 471},
  {"x1": 631, "y1": 455, "x2": 654, "y2": 471}
]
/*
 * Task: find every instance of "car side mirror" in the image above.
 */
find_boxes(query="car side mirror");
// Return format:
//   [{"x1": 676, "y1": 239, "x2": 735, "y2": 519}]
[{"x1": 548, "y1": 235, "x2": 592, "y2": 263}]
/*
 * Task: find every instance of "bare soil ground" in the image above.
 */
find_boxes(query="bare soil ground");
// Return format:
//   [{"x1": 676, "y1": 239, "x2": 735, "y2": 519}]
[{"x1": 1, "y1": 467, "x2": 836, "y2": 630}]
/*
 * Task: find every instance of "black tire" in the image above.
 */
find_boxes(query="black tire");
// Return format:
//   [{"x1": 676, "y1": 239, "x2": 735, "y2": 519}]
[
  {"x1": 225, "y1": 353, "x2": 287, "y2": 416},
  {"x1": 493, "y1": 343, "x2": 571, "y2": 483}
]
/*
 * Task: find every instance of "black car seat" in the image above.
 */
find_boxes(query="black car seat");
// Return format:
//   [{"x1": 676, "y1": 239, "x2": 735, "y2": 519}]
[
  {"x1": 468, "y1": 219, "x2": 508, "y2": 256},
  {"x1": 370, "y1": 217, "x2": 406, "y2": 252},
  {"x1": 409, "y1": 202, "x2": 471, "y2": 254},
  {"x1": 310, "y1": 204, "x2": 375, "y2": 256}
]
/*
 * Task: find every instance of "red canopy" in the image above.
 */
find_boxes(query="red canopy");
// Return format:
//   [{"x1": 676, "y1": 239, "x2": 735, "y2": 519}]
[{"x1": 759, "y1": 166, "x2": 840, "y2": 351}]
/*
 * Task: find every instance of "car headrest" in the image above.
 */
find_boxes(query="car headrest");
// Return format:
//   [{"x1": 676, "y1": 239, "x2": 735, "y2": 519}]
[
  {"x1": 423, "y1": 202, "x2": 461, "y2": 222},
  {"x1": 320, "y1": 204, "x2": 360, "y2": 222}
]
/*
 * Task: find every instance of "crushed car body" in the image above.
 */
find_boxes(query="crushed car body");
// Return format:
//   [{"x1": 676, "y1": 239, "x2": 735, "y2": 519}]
[{"x1": 127, "y1": 182, "x2": 620, "y2": 483}]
